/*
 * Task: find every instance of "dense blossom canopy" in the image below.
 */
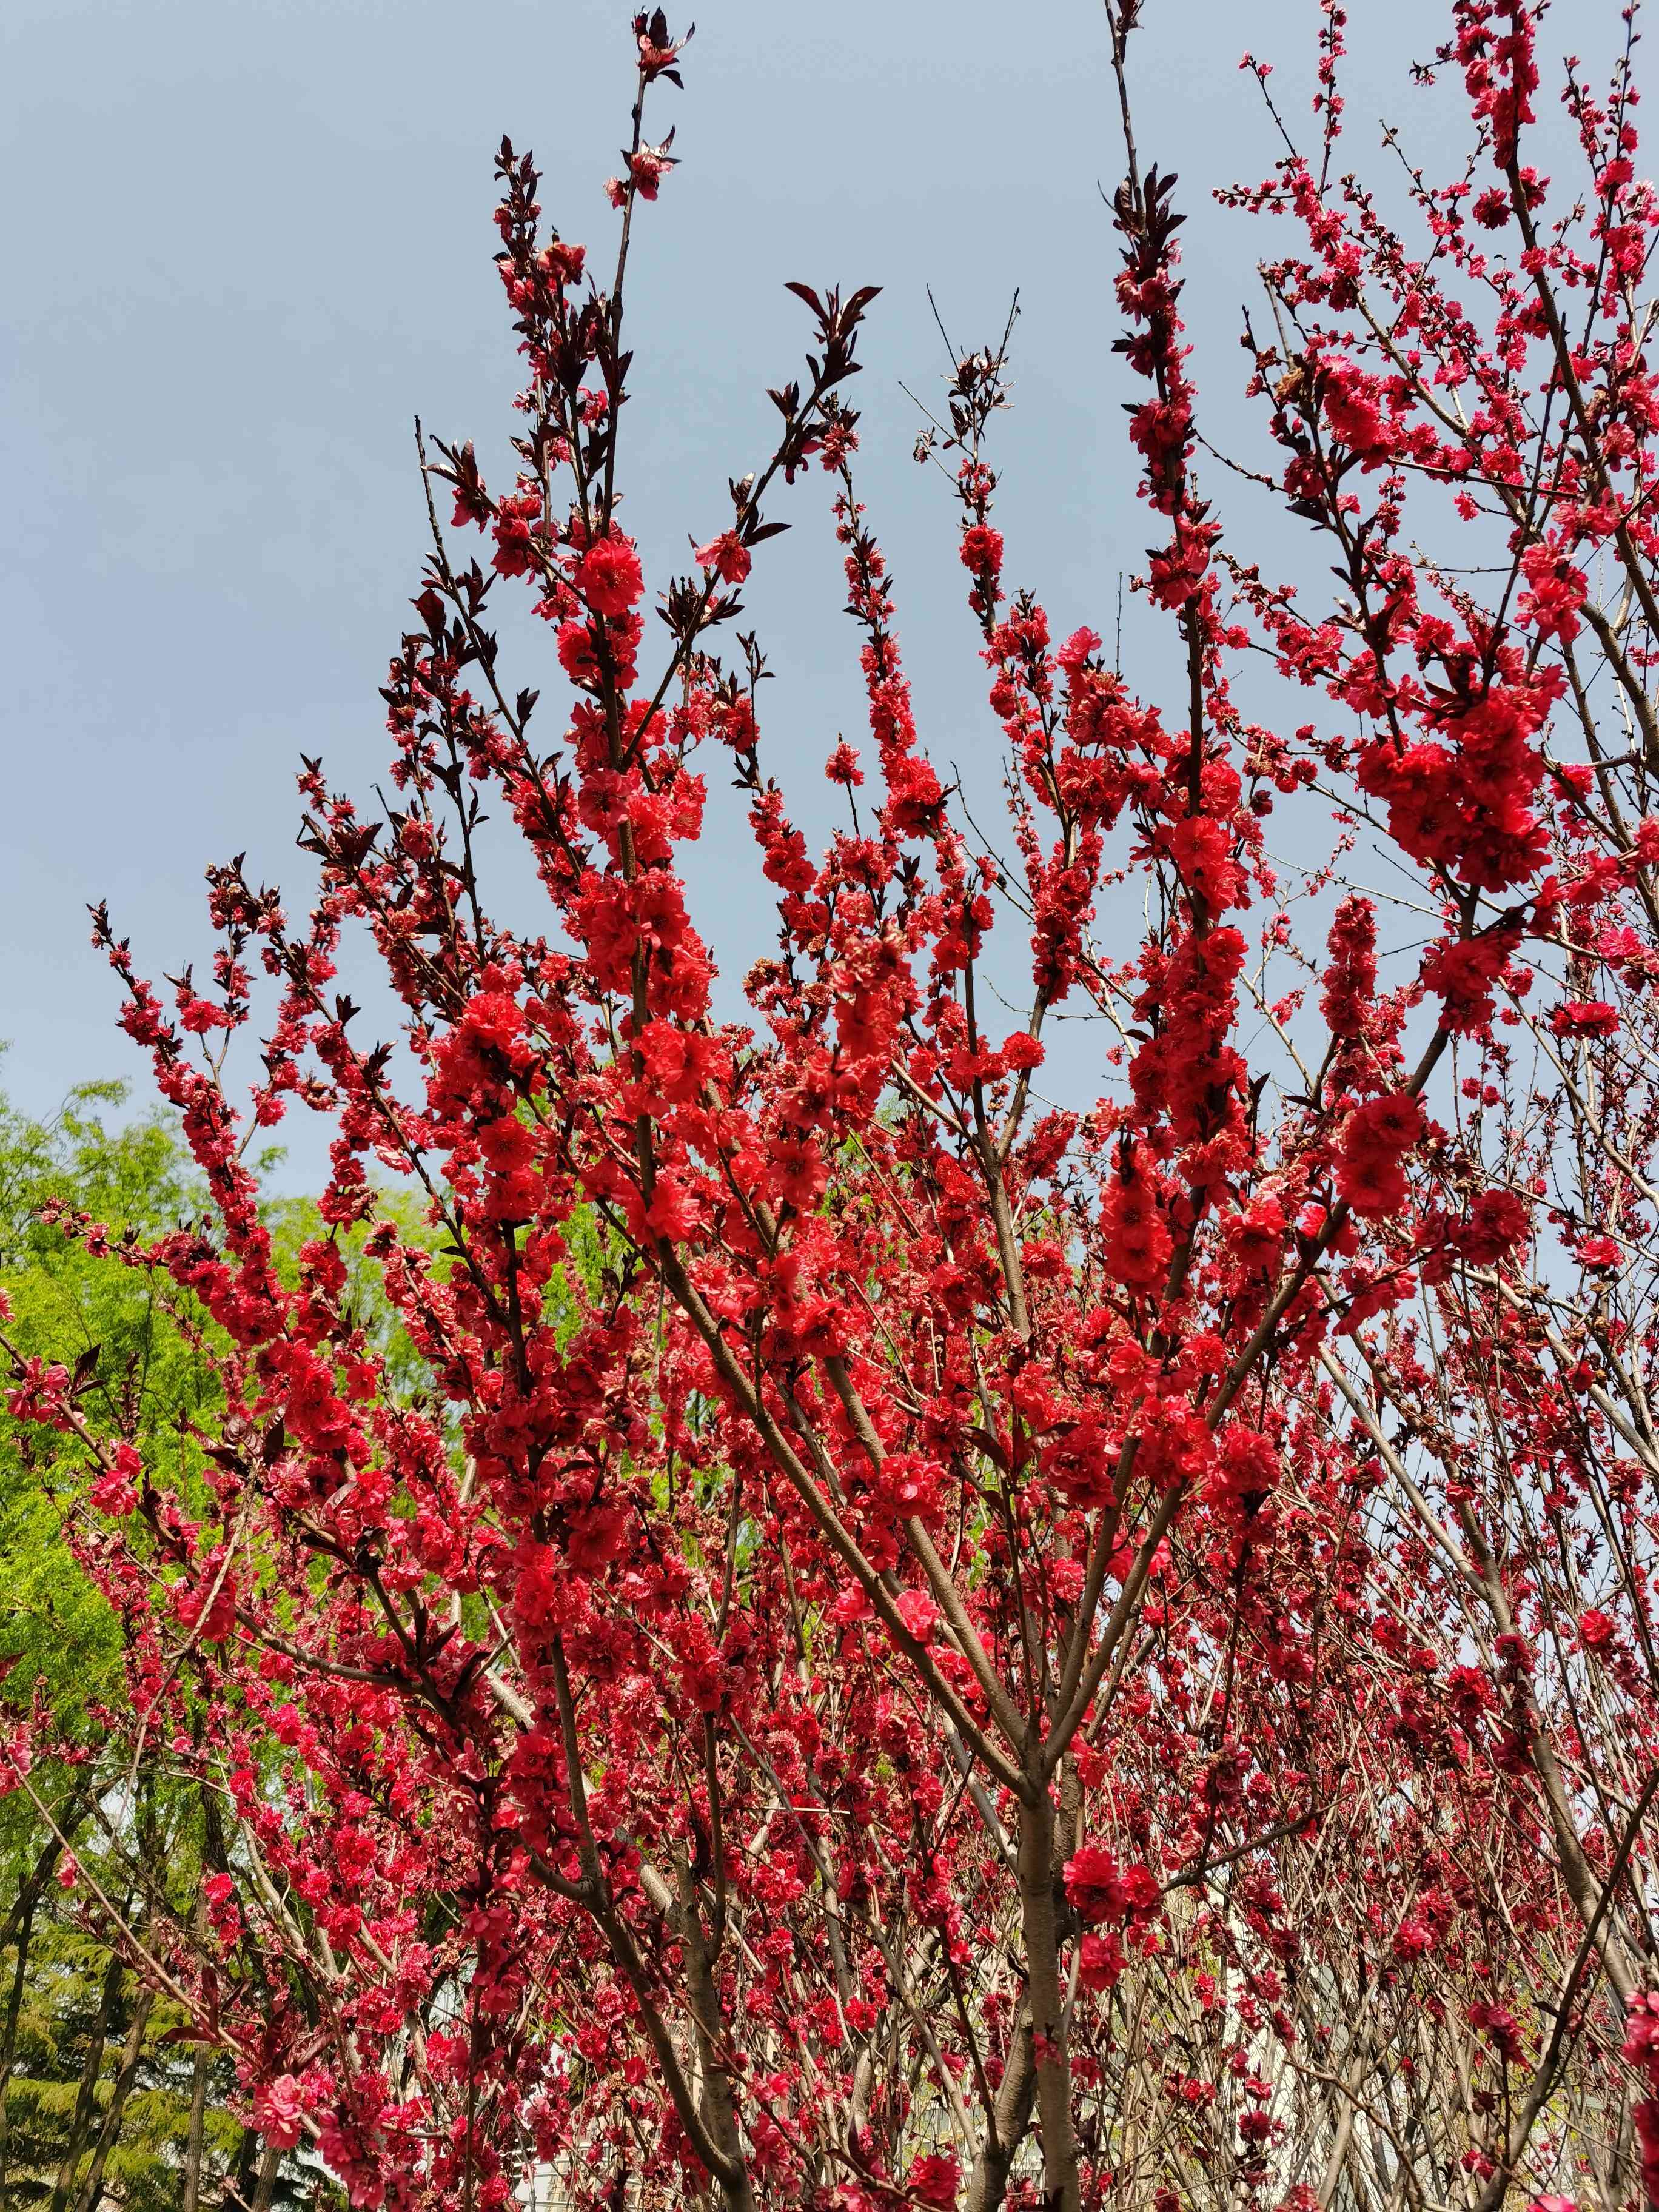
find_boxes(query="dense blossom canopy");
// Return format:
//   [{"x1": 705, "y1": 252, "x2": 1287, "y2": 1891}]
[{"x1": 9, "y1": 2, "x2": 1659, "y2": 2208}]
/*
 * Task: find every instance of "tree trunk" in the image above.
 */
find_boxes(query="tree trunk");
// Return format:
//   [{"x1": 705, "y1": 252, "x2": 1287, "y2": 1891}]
[
  {"x1": 672, "y1": 1851, "x2": 757, "y2": 2212},
  {"x1": 964, "y1": 1995, "x2": 1039, "y2": 2212},
  {"x1": 0, "y1": 1877, "x2": 41, "y2": 2191},
  {"x1": 0, "y1": 1811, "x2": 82, "y2": 2191},
  {"x1": 181, "y1": 2046, "x2": 210, "y2": 2212},
  {"x1": 250, "y1": 2140, "x2": 281, "y2": 2211},
  {"x1": 47, "y1": 1949, "x2": 121, "y2": 2212},
  {"x1": 180, "y1": 1878, "x2": 213, "y2": 2212},
  {"x1": 73, "y1": 1984, "x2": 154, "y2": 2212},
  {"x1": 223, "y1": 2126, "x2": 260, "y2": 2211},
  {"x1": 1017, "y1": 1791, "x2": 1080, "y2": 2212}
]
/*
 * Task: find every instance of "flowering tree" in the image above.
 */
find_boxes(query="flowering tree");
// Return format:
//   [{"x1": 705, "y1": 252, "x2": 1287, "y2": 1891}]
[{"x1": 8, "y1": 1, "x2": 1659, "y2": 2206}]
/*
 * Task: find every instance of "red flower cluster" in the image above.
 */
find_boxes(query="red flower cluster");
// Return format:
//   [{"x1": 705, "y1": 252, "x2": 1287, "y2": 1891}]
[
  {"x1": 1335, "y1": 1090, "x2": 1423, "y2": 1220},
  {"x1": 6, "y1": 4, "x2": 1659, "y2": 2208}
]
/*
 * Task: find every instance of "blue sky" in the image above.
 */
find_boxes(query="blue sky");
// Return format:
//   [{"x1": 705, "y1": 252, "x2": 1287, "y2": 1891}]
[{"x1": 3, "y1": 0, "x2": 1463, "y2": 1181}]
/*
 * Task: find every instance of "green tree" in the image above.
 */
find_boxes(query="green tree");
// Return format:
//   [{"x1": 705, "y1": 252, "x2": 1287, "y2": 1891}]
[
  {"x1": 0, "y1": 1076, "x2": 246, "y2": 2210},
  {"x1": 0, "y1": 1069, "x2": 434, "y2": 2210}
]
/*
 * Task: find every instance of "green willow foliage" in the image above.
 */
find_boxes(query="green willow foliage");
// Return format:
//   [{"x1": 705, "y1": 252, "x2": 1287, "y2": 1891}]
[
  {"x1": 0, "y1": 1073, "x2": 233, "y2": 2210},
  {"x1": 0, "y1": 1074, "x2": 433, "y2": 2211}
]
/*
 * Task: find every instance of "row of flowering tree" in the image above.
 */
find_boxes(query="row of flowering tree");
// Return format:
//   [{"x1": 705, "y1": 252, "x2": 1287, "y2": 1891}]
[{"x1": 7, "y1": 1, "x2": 1659, "y2": 2206}]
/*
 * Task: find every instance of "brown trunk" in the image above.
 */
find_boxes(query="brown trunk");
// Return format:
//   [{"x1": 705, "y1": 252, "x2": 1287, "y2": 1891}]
[
  {"x1": 73, "y1": 1983, "x2": 154, "y2": 2212},
  {"x1": 1017, "y1": 1791, "x2": 1080, "y2": 2212},
  {"x1": 181, "y1": 1880, "x2": 213, "y2": 2212},
  {"x1": 223, "y1": 2126, "x2": 261, "y2": 2210},
  {"x1": 181, "y1": 2047, "x2": 210, "y2": 2212},
  {"x1": 964, "y1": 1995, "x2": 1040, "y2": 2212},
  {"x1": 0, "y1": 1879, "x2": 41, "y2": 2190},
  {"x1": 47, "y1": 1949, "x2": 121, "y2": 2212},
  {"x1": 250, "y1": 2140, "x2": 281, "y2": 2211},
  {"x1": 672, "y1": 1852, "x2": 757, "y2": 2212},
  {"x1": 0, "y1": 1811, "x2": 83, "y2": 2192}
]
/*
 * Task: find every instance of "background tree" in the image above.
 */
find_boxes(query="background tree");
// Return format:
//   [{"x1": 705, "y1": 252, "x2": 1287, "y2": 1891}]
[
  {"x1": 0, "y1": 1078, "x2": 372, "y2": 2210},
  {"x1": 0, "y1": 1078, "x2": 241, "y2": 2209}
]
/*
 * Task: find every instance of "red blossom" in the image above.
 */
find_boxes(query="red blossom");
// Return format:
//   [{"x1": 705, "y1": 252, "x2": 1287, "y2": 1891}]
[{"x1": 8, "y1": 7, "x2": 1659, "y2": 2207}]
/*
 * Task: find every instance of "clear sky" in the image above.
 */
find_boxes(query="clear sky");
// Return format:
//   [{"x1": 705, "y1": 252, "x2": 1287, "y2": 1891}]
[{"x1": 4, "y1": 0, "x2": 1461, "y2": 1184}]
